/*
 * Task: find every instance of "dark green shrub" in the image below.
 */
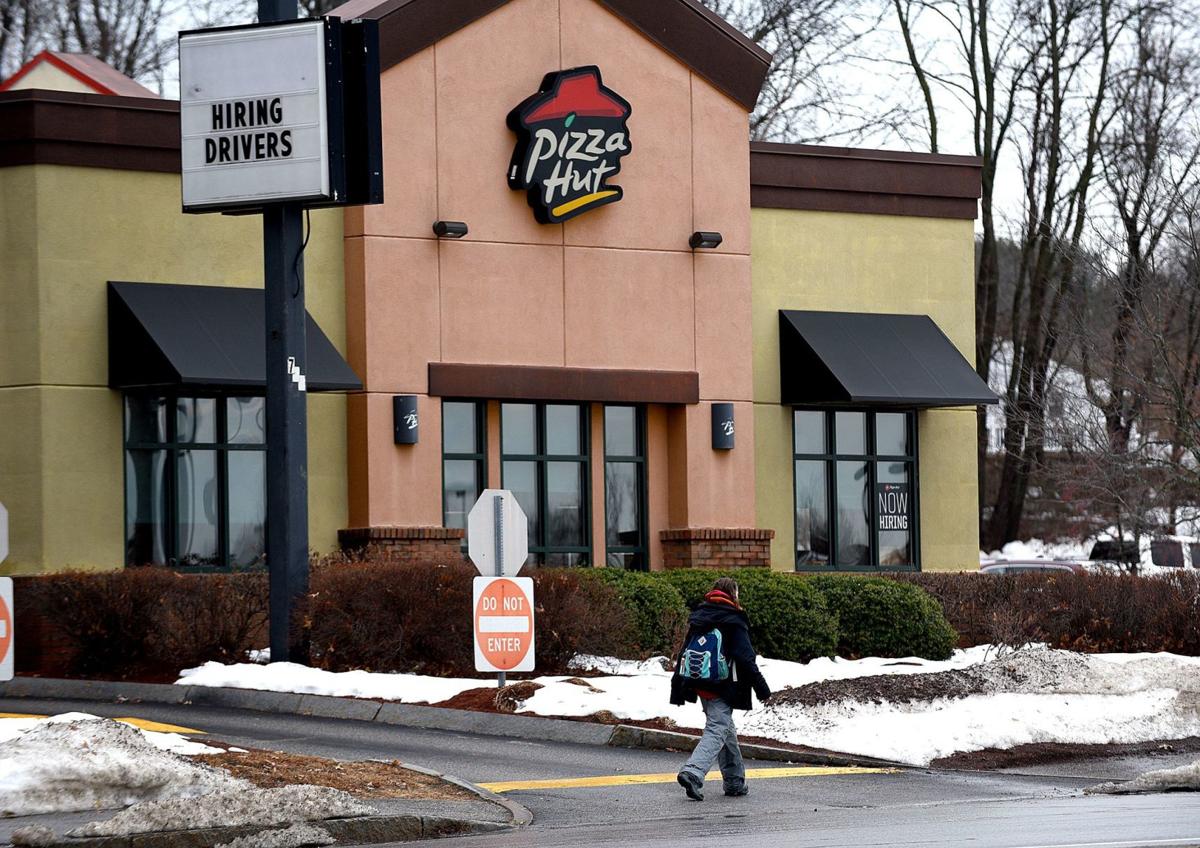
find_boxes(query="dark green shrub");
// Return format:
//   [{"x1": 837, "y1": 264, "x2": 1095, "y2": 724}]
[
  {"x1": 803, "y1": 574, "x2": 957, "y2": 660},
  {"x1": 583, "y1": 568, "x2": 688, "y2": 655},
  {"x1": 657, "y1": 569, "x2": 838, "y2": 662}
]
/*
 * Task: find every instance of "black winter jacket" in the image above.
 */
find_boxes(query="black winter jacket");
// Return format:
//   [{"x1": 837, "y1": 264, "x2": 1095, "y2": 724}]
[{"x1": 669, "y1": 601, "x2": 771, "y2": 711}]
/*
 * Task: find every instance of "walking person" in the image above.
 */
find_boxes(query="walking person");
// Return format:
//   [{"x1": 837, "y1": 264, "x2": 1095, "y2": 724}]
[{"x1": 671, "y1": 577, "x2": 772, "y2": 801}]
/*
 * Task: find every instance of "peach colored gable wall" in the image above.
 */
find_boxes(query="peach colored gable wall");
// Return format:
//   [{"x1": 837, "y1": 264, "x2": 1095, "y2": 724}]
[{"x1": 345, "y1": 0, "x2": 754, "y2": 536}]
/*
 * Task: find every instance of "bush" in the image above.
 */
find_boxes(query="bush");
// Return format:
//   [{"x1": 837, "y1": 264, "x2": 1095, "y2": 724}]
[
  {"x1": 803, "y1": 574, "x2": 957, "y2": 660},
  {"x1": 306, "y1": 554, "x2": 635, "y2": 676},
  {"x1": 894, "y1": 569, "x2": 1200, "y2": 655},
  {"x1": 15, "y1": 568, "x2": 268, "y2": 680},
  {"x1": 656, "y1": 569, "x2": 839, "y2": 663},
  {"x1": 582, "y1": 568, "x2": 688, "y2": 656}
]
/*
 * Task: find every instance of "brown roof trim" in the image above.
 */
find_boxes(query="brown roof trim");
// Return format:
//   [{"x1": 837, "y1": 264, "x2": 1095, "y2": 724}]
[
  {"x1": 750, "y1": 141, "x2": 983, "y2": 220},
  {"x1": 429, "y1": 362, "x2": 700, "y2": 404},
  {"x1": 329, "y1": 0, "x2": 770, "y2": 112},
  {"x1": 0, "y1": 88, "x2": 179, "y2": 173}
]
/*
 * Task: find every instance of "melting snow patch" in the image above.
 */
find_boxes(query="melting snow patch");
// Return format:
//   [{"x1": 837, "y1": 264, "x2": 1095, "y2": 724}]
[
  {"x1": 68, "y1": 785, "x2": 376, "y2": 837},
  {"x1": 1087, "y1": 760, "x2": 1200, "y2": 795},
  {"x1": 0, "y1": 716, "x2": 247, "y2": 817},
  {"x1": 178, "y1": 661, "x2": 486, "y2": 704},
  {"x1": 216, "y1": 822, "x2": 335, "y2": 848}
]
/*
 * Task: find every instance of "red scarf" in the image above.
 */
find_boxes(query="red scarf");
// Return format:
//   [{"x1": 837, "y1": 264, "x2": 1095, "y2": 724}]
[{"x1": 704, "y1": 589, "x2": 741, "y2": 610}]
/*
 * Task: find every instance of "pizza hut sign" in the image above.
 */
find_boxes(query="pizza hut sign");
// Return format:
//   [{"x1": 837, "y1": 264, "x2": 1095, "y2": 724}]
[{"x1": 507, "y1": 66, "x2": 632, "y2": 224}]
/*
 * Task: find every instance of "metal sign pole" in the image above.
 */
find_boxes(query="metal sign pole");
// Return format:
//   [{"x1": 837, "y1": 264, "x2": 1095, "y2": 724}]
[
  {"x1": 494, "y1": 493, "x2": 506, "y2": 689},
  {"x1": 260, "y1": 0, "x2": 307, "y2": 666}
]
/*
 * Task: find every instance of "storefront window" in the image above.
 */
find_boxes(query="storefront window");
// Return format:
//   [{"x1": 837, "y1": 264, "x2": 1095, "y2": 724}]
[
  {"x1": 793, "y1": 410, "x2": 917, "y2": 570},
  {"x1": 501, "y1": 402, "x2": 590, "y2": 566},
  {"x1": 604, "y1": 405, "x2": 646, "y2": 570},
  {"x1": 442, "y1": 401, "x2": 486, "y2": 540},
  {"x1": 124, "y1": 394, "x2": 266, "y2": 569}
]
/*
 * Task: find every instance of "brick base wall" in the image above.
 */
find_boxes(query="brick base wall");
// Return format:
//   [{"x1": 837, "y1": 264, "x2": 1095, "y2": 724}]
[
  {"x1": 659, "y1": 528, "x2": 775, "y2": 569},
  {"x1": 337, "y1": 527, "x2": 466, "y2": 564}
]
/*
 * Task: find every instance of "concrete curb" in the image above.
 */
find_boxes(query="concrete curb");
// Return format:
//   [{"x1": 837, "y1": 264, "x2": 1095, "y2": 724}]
[
  {"x1": 0, "y1": 676, "x2": 903, "y2": 770},
  {"x1": 12, "y1": 814, "x2": 509, "y2": 848}
]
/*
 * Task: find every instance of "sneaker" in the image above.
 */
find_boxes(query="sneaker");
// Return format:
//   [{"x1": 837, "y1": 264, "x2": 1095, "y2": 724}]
[
  {"x1": 724, "y1": 784, "x2": 749, "y2": 797},
  {"x1": 677, "y1": 771, "x2": 704, "y2": 801}
]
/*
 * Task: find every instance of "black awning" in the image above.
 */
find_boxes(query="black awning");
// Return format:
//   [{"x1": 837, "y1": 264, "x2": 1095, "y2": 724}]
[
  {"x1": 108, "y1": 281, "x2": 362, "y2": 392},
  {"x1": 779, "y1": 310, "x2": 998, "y2": 407}
]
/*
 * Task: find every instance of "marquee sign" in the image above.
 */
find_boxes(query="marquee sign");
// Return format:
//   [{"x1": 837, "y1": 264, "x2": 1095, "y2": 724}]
[
  {"x1": 179, "y1": 19, "x2": 345, "y2": 212},
  {"x1": 507, "y1": 66, "x2": 632, "y2": 224}
]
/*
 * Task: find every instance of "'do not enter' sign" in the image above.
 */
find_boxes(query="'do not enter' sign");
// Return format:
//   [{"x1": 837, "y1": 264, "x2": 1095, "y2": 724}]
[{"x1": 473, "y1": 576, "x2": 535, "y2": 673}]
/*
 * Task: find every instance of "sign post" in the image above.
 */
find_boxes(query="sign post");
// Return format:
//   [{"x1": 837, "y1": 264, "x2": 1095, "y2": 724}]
[
  {"x1": 180, "y1": 3, "x2": 381, "y2": 665},
  {"x1": 467, "y1": 490, "x2": 531, "y2": 686},
  {"x1": 0, "y1": 501, "x2": 11, "y2": 683},
  {"x1": 259, "y1": 0, "x2": 307, "y2": 666}
]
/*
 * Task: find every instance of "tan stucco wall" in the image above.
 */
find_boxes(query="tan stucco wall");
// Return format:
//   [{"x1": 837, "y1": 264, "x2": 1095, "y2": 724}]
[
  {"x1": 344, "y1": 0, "x2": 756, "y2": 564},
  {"x1": 751, "y1": 206, "x2": 980, "y2": 572},
  {"x1": 0, "y1": 164, "x2": 348, "y2": 574}
]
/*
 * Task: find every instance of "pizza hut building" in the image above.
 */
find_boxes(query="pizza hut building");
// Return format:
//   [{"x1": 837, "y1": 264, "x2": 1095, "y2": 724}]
[{"x1": 0, "y1": 0, "x2": 993, "y2": 575}]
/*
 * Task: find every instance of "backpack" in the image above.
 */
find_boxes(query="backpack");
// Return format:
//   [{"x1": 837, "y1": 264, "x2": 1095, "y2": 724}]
[{"x1": 679, "y1": 627, "x2": 730, "y2": 683}]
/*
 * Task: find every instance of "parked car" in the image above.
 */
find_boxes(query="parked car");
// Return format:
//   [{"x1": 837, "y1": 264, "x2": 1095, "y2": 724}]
[
  {"x1": 979, "y1": 559, "x2": 1085, "y2": 575},
  {"x1": 1088, "y1": 534, "x2": 1200, "y2": 574}
]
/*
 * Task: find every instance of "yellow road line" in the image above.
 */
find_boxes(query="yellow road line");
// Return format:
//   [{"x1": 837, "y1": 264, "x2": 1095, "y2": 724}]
[
  {"x1": 0, "y1": 713, "x2": 203, "y2": 735},
  {"x1": 479, "y1": 765, "x2": 897, "y2": 793},
  {"x1": 113, "y1": 717, "x2": 205, "y2": 735}
]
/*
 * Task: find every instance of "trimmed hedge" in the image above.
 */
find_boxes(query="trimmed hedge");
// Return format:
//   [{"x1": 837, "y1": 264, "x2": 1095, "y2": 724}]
[
  {"x1": 803, "y1": 574, "x2": 957, "y2": 660},
  {"x1": 892, "y1": 569, "x2": 1200, "y2": 655},
  {"x1": 582, "y1": 568, "x2": 688, "y2": 656},
  {"x1": 657, "y1": 568, "x2": 839, "y2": 663}
]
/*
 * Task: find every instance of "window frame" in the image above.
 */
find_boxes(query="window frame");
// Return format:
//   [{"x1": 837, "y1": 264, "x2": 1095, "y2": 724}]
[
  {"x1": 500, "y1": 402, "x2": 592, "y2": 565},
  {"x1": 603, "y1": 404, "x2": 648, "y2": 570},
  {"x1": 441, "y1": 399, "x2": 488, "y2": 544},
  {"x1": 122, "y1": 393, "x2": 267, "y2": 571},
  {"x1": 791, "y1": 408, "x2": 920, "y2": 573}
]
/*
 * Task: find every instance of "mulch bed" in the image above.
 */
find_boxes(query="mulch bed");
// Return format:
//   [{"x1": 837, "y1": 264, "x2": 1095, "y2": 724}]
[
  {"x1": 770, "y1": 667, "x2": 986, "y2": 708},
  {"x1": 195, "y1": 748, "x2": 478, "y2": 800},
  {"x1": 931, "y1": 737, "x2": 1200, "y2": 770}
]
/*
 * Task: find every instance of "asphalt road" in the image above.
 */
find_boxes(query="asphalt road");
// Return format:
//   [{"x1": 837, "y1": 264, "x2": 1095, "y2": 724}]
[{"x1": 3, "y1": 697, "x2": 1198, "y2": 848}]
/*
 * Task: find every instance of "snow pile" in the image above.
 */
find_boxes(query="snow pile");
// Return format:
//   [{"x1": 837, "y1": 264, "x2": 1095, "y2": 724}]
[
  {"x1": 217, "y1": 822, "x2": 335, "y2": 848},
  {"x1": 1087, "y1": 759, "x2": 1200, "y2": 795},
  {"x1": 177, "y1": 648, "x2": 1200, "y2": 767},
  {"x1": 0, "y1": 712, "x2": 222, "y2": 756},
  {"x1": 178, "y1": 661, "x2": 486, "y2": 704},
  {"x1": 0, "y1": 715, "x2": 248, "y2": 817},
  {"x1": 69, "y1": 785, "x2": 375, "y2": 838},
  {"x1": 982, "y1": 538, "x2": 1090, "y2": 562},
  {"x1": 746, "y1": 650, "x2": 1200, "y2": 765}
]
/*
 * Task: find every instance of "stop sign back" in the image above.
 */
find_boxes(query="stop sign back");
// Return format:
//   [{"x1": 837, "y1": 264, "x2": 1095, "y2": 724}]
[{"x1": 473, "y1": 576, "x2": 535, "y2": 672}]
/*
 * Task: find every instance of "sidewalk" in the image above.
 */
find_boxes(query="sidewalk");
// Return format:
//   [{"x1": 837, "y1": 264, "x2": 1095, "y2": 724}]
[{"x1": 0, "y1": 676, "x2": 899, "y2": 769}]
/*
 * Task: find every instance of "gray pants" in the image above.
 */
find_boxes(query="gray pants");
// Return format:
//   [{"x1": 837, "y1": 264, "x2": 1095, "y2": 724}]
[{"x1": 681, "y1": 697, "x2": 745, "y2": 791}]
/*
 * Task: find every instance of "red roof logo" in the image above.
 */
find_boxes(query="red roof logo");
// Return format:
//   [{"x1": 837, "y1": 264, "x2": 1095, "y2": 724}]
[{"x1": 507, "y1": 66, "x2": 633, "y2": 225}]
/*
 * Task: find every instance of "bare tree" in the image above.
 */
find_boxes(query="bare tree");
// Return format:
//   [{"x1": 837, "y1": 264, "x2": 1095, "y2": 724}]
[
  {"x1": 702, "y1": 0, "x2": 905, "y2": 142},
  {"x1": 0, "y1": 0, "x2": 45, "y2": 77}
]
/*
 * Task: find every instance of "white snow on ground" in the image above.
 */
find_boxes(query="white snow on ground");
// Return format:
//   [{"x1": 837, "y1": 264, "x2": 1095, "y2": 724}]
[
  {"x1": 178, "y1": 661, "x2": 486, "y2": 704},
  {"x1": 1087, "y1": 759, "x2": 1200, "y2": 795},
  {"x1": 982, "y1": 538, "x2": 1091, "y2": 561},
  {"x1": 0, "y1": 716, "x2": 247, "y2": 817},
  {"x1": 68, "y1": 786, "x2": 375, "y2": 838},
  {"x1": 0, "y1": 712, "x2": 222, "y2": 756},
  {"x1": 180, "y1": 648, "x2": 1200, "y2": 767}
]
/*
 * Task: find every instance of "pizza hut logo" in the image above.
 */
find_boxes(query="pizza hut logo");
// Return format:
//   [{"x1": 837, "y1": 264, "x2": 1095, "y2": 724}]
[{"x1": 507, "y1": 66, "x2": 632, "y2": 224}]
